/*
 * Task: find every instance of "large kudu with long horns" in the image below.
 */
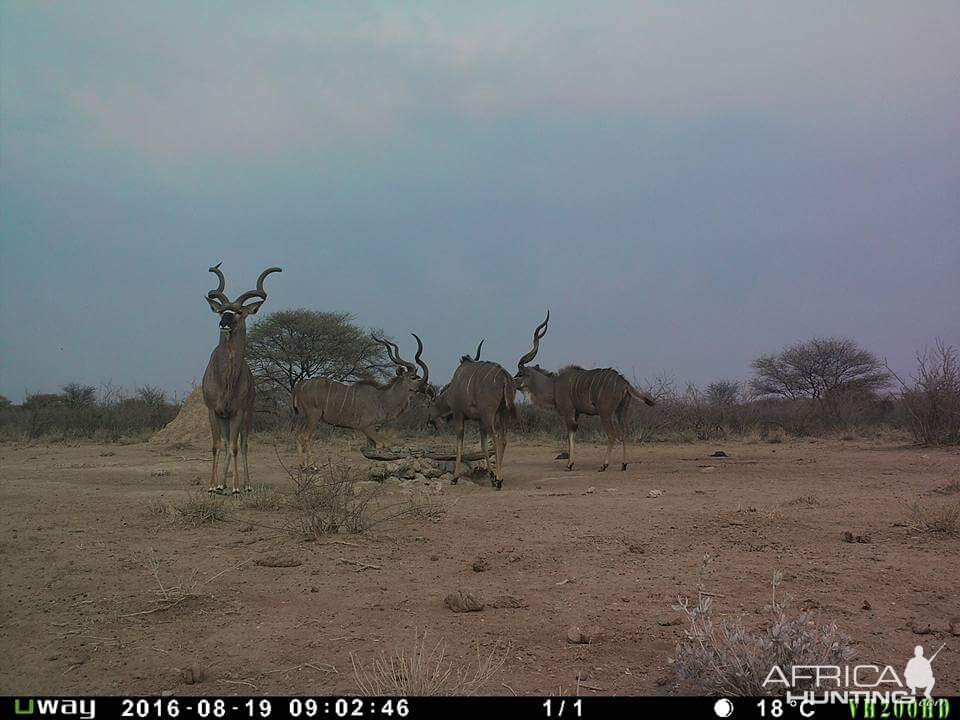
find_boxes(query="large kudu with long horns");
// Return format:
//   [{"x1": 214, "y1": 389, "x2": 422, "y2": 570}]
[
  {"x1": 202, "y1": 263, "x2": 282, "y2": 494},
  {"x1": 433, "y1": 341, "x2": 516, "y2": 489},
  {"x1": 292, "y1": 334, "x2": 430, "y2": 466},
  {"x1": 514, "y1": 311, "x2": 655, "y2": 472}
]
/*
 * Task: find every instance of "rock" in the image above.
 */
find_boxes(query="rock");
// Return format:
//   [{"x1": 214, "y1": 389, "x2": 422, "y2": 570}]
[
  {"x1": 471, "y1": 558, "x2": 489, "y2": 572},
  {"x1": 585, "y1": 486, "x2": 596, "y2": 494},
  {"x1": 423, "y1": 468, "x2": 443, "y2": 479},
  {"x1": 842, "y1": 531, "x2": 855, "y2": 543},
  {"x1": 710, "y1": 451, "x2": 729, "y2": 457},
  {"x1": 862, "y1": 600, "x2": 872, "y2": 610},
  {"x1": 353, "y1": 480, "x2": 382, "y2": 495},
  {"x1": 161, "y1": 690, "x2": 174, "y2": 698},
  {"x1": 647, "y1": 489, "x2": 663, "y2": 498},
  {"x1": 950, "y1": 619, "x2": 960, "y2": 636},
  {"x1": 909, "y1": 620, "x2": 933, "y2": 635},
  {"x1": 842, "y1": 531, "x2": 872, "y2": 543},
  {"x1": 444, "y1": 590, "x2": 484, "y2": 613},
  {"x1": 414, "y1": 473, "x2": 428, "y2": 483},
  {"x1": 566, "y1": 625, "x2": 604, "y2": 644}
]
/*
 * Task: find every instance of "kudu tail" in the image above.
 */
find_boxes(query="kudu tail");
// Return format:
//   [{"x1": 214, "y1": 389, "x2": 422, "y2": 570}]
[
  {"x1": 627, "y1": 384, "x2": 656, "y2": 407},
  {"x1": 504, "y1": 381, "x2": 518, "y2": 420}
]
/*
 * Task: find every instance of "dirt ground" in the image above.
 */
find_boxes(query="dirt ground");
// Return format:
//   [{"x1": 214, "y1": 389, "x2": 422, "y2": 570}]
[{"x1": 1, "y1": 435, "x2": 958, "y2": 696}]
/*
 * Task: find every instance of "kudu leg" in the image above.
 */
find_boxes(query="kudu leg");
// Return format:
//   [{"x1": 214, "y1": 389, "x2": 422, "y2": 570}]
[
  {"x1": 207, "y1": 410, "x2": 221, "y2": 493},
  {"x1": 217, "y1": 417, "x2": 231, "y2": 492},
  {"x1": 565, "y1": 430, "x2": 576, "y2": 471},
  {"x1": 229, "y1": 416, "x2": 243, "y2": 494},
  {"x1": 479, "y1": 428, "x2": 493, "y2": 477},
  {"x1": 492, "y1": 413, "x2": 507, "y2": 490},
  {"x1": 599, "y1": 416, "x2": 616, "y2": 472},
  {"x1": 616, "y1": 408, "x2": 629, "y2": 471},
  {"x1": 452, "y1": 417, "x2": 465, "y2": 484},
  {"x1": 240, "y1": 427, "x2": 252, "y2": 491}
]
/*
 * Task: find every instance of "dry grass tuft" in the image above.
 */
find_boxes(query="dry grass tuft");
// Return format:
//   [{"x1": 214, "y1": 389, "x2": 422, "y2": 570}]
[
  {"x1": 239, "y1": 483, "x2": 285, "y2": 511},
  {"x1": 175, "y1": 491, "x2": 226, "y2": 526},
  {"x1": 351, "y1": 629, "x2": 508, "y2": 696},
  {"x1": 909, "y1": 499, "x2": 960, "y2": 536},
  {"x1": 672, "y1": 565, "x2": 854, "y2": 695}
]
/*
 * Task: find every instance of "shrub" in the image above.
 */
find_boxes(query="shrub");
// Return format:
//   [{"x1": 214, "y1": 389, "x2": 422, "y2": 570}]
[
  {"x1": 889, "y1": 340, "x2": 960, "y2": 446},
  {"x1": 672, "y1": 571, "x2": 854, "y2": 695},
  {"x1": 351, "y1": 629, "x2": 508, "y2": 696}
]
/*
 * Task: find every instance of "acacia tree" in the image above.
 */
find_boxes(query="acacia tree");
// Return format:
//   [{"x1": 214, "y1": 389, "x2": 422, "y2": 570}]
[
  {"x1": 246, "y1": 309, "x2": 392, "y2": 396},
  {"x1": 750, "y1": 337, "x2": 889, "y2": 423}
]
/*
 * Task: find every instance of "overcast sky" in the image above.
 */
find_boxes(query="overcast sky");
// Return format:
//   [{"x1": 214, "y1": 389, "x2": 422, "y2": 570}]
[{"x1": 1, "y1": 2, "x2": 958, "y2": 402}]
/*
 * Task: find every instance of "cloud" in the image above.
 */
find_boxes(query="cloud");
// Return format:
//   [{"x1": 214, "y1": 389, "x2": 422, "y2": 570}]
[{"x1": 5, "y1": 2, "x2": 958, "y2": 168}]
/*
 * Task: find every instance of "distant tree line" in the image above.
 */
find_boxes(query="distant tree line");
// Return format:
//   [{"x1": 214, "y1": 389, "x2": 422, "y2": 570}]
[{"x1": 2, "y1": 307, "x2": 956, "y2": 447}]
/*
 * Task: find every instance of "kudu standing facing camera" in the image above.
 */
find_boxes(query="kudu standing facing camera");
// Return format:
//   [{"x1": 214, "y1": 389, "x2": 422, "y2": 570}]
[
  {"x1": 292, "y1": 334, "x2": 431, "y2": 467},
  {"x1": 202, "y1": 263, "x2": 282, "y2": 494},
  {"x1": 514, "y1": 311, "x2": 656, "y2": 472}
]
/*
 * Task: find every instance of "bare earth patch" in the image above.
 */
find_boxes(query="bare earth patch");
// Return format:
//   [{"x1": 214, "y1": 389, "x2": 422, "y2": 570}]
[{"x1": 0, "y1": 437, "x2": 958, "y2": 695}]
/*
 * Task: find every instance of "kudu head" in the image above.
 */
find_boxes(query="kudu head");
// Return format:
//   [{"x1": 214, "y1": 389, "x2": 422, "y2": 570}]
[
  {"x1": 205, "y1": 263, "x2": 282, "y2": 338},
  {"x1": 514, "y1": 310, "x2": 550, "y2": 393},
  {"x1": 373, "y1": 333, "x2": 432, "y2": 398}
]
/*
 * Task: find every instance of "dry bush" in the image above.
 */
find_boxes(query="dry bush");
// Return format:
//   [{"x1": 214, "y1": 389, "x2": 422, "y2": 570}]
[
  {"x1": 122, "y1": 550, "x2": 246, "y2": 618},
  {"x1": 175, "y1": 491, "x2": 226, "y2": 526},
  {"x1": 909, "y1": 499, "x2": 960, "y2": 536},
  {"x1": 672, "y1": 569, "x2": 854, "y2": 695},
  {"x1": 289, "y1": 461, "x2": 382, "y2": 537},
  {"x1": 351, "y1": 629, "x2": 508, "y2": 696},
  {"x1": 889, "y1": 340, "x2": 960, "y2": 446}
]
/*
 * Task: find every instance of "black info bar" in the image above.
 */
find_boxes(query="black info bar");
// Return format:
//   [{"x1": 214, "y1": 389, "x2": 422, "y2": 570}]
[{"x1": 2, "y1": 695, "x2": 954, "y2": 720}]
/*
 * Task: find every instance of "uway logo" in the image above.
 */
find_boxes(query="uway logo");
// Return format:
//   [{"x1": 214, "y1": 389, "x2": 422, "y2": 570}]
[
  {"x1": 14, "y1": 698, "x2": 96, "y2": 719},
  {"x1": 762, "y1": 642, "x2": 948, "y2": 706}
]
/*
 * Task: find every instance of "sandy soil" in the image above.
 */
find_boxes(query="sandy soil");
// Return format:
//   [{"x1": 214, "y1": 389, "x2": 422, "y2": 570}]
[{"x1": 1, "y1": 435, "x2": 958, "y2": 696}]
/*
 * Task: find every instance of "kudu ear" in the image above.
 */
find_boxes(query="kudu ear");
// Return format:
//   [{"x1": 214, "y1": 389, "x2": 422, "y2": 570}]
[
  {"x1": 206, "y1": 295, "x2": 225, "y2": 314},
  {"x1": 240, "y1": 300, "x2": 265, "y2": 316}
]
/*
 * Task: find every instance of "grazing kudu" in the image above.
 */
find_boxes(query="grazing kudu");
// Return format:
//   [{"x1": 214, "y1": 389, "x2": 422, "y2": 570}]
[
  {"x1": 438, "y1": 344, "x2": 516, "y2": 489},
  {"x1": 292, "y1": 334, "x2": 430, "y2": 466},
  {"x1": 513, "y1": 311, "x2": 656, "y2": 472},
  {"x1": 202, "y1": 263, "x2": 282, "y2": 494},
  {"x1": 427, "y1": 339, "x2": 484, "y2": 430}
]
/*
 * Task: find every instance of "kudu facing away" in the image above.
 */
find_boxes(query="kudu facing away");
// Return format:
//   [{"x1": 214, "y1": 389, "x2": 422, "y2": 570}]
[
  {"x1": 202, "y1": 263, "x2": 282, "y2": 493},
  {"x1": 426, "y1": 339, "x2": 484, "y2": 429},
  {"x1": 514, "y1": 312, "x2": 656, "y2": 472},
  {"x1": 292, "y1": 334, "x2": 430, "y2": 466},
  {"x1": 433, "y1": 341, "x2": 516, "y2": 489}
]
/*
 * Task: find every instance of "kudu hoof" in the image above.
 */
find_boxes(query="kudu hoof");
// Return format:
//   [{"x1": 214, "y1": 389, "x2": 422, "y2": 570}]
[
  {"x1": 621, "y1": 463, "x2": 628, "y2": 471},
  {"x1": 599, "y1": 463, "x2": 608, "y2": 472},
  {"x1": 565, "y1": 463, "x2": 574, "y2": 472},
  {"x1": 232, "y1": 488, "x2": 242, "y2": 496}
]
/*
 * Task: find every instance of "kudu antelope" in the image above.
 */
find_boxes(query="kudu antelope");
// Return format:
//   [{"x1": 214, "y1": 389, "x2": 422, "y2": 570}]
[
  {"x1": 433, "y1": 342, "x2": 516, "y2": 489},
  {"x1": 202, "y1": 263, "x2": 282, "y2": 494},
  {"x1": 292, "y1": 334, "x2": 430, "y2": 467},
  {"x1": 514, "y1": 311, "x2": 656, "y2": 472},
  {"x1": 426, "y1": 339, "x2": 484, "y2": 430}
]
